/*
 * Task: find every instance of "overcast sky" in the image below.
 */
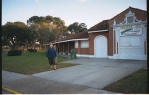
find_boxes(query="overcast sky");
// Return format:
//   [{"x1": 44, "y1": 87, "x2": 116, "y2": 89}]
[{"x1": 2, "y1": 0, "x2": 146, "y2": 29}]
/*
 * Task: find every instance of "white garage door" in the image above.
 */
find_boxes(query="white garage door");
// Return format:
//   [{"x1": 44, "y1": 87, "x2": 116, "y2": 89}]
[
  {"x1": 119, "y1": 36, "x2": 144, "y2": 60},
  {"x1": 94, "y1": 36, "x2": 107, "y2": 58}
]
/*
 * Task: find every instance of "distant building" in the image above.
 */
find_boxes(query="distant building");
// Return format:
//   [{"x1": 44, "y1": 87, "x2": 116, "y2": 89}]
[{"x1": 48, "y1": 7, "x2": 147, "y2": 60}]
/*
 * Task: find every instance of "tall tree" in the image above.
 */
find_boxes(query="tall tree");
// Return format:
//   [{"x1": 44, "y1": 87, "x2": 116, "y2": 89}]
[
  {"x1": 67, "y1": 22, "x2": 87, "y2": 34},
  {"x1": 2, "y1": 22, "x2": 29, "y2": 49},
  {"x1": 52, "y1": 17, "x2": 67, "y2": 41},
  {"x1": 27, "y1": 15, "x2": 67, "y2": 50}
]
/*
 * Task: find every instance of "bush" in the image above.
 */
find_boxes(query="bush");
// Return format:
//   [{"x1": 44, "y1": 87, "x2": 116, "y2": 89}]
[
  {"x1": 28, "y1": 49, "x2": 37, "y2": 52},
  {"x1": 7, "y1": 50, "x2": 22, "y2": 56}
]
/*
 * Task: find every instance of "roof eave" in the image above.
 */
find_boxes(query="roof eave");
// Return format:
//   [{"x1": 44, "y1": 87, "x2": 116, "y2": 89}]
[
  {"x1": 48, "y1": 38, "x2": 89, "y2": 44},
  {"x1": 88, "y1": 29, "x2": 108, "y2": 33}
]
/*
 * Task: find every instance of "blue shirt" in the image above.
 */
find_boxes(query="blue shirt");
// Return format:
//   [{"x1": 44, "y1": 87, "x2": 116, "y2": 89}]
[{"x1": 46, "y1": 48, "x2": 57, "y2": 59}]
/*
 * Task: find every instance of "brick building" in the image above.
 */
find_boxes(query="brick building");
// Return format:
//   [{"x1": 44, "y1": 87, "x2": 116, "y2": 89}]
[{"x1": 48, "y1": 7, "x2": 147, "y2": 60}]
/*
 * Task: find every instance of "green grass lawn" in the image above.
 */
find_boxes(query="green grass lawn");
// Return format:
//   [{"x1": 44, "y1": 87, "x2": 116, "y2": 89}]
[
  {"x1": 2, "y1": 51, "x2": 78, "y2": 75},
  {"x1": 103, "y1": 69, "x2": 147, "y2": 94}
]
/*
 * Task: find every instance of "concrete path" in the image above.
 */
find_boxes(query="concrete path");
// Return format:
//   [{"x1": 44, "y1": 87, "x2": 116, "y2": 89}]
[
  {"x1": 2, "y1": 71, "x2": 119, "y2": 94},
  {"x1": 2, "y1": 70, "x2": 29, "y2": 83},
  {"x1": 2, "y1": 58, "x2": 147, "y2": 94},
  {"x1": 33, "y1": 58, "x2": 146, "y2": 89}
]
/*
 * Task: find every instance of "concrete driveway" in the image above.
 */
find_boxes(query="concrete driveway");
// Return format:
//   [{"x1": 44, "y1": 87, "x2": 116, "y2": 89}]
[{"x1": 33, "y1": 58, "x2": 147, "y2": 89}]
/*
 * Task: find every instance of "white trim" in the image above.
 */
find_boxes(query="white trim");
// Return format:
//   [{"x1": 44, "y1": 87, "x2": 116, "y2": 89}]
[
  {"x1": 112, "y1": 21, "x2": 147, "y2": 27},
  {"x1": 76, "y1": 54, "x2": 89, "y2": 57},
  {"x1": 109, "y1": 55, "x2": 146, "y2": 60},
  {"x1": 113, "y1": 28, "x2": 115, "y2": 55},
  {"x1": 88, "y1": 55, "x2": 95, "y2": 58},
  {"x1": 95, "y1": 56, "x2": 109, "y2": 58},
  {"x1": 88, "y1": 29, "x2": 108, "y2": 33},
  {"x1": 76, "y1": 54, "x2": 95, "y2": 58},
  {"x1": 76, "y1": 54, "x2": 109, "y2": 58},
  {"x1": 109, "y1": 55, "x2": 119, "y2": 59},
  {"x1": 75, "y1": 54, "x2": 146, "y2": 60},
  {"x1": 46, "y1": 38, "x2": 89, "y2": 45}
]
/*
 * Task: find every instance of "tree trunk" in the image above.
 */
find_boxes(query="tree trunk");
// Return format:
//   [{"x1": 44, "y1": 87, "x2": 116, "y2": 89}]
[
  {"x1": 10, "y1": 45, "x2": 13, "y2": 50},
  {"x1": 33, "y1": 39, "x2": 36, "y2": 52},
  {"x1": 41, "y1": 41, "x2": 44, "y2": 51},
  {"x1": 41, "y1": 43, "x2": 44, "y2": 51},
  {"x1": 10, "y1": 39, "x2": 15, "y2": 50},
  {"x1": 26, "y1": 40, "x2": 28, "y2": 51},
  {"x1": 12, "y1": 43, "x2": 16, "y2": 50},
  {"x1": 43, "y1": 43, "x2": 47, "y2": 51},
  {"x1": 12, "y1": 45, "x2": 15, "y2": 50},
  {"x1": 23, "y1": 44, "x2": 25, "y2": 52},
  {"x1": 15, "y1": 44, "x2": 18, "y2": 50}
]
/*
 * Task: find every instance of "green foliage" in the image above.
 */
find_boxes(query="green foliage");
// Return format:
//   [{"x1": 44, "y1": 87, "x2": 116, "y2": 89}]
[
  {"x1": 29, "y1": 30, "x2": 40, "y2": 39},
  {"x1": 28, "y1": 49, "x2": 37, "y2": 52},
  {"x1": 2, "y1": 22, "x2": 30, "y2": 49},
  {"x1": 29, "y1": 29, "x2": 40, "y2": 50},
  {"x1": 7, "y1": 50, "x2": 22, "y2": 56},
  {"x1": 27, "y1": 15, "x2": 67, "y2": 43},
  {"x1": 67, "y1": 22, "x2": 87, "y2": 34}
]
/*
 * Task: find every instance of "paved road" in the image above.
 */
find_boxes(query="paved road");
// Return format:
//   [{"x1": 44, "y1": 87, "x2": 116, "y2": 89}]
[
  {"x1": 2, "y1": 58, "x2": 147, "y2": 94},
  {"x1": 2, "y1": 90, "x2": 11, "y2": 94}
]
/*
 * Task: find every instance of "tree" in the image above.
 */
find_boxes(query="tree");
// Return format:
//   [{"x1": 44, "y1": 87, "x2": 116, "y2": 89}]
[
  {"x1": 52, "y1": 17, "x2": 67, "y2": 41},
  {"x1": 29, "y1": 29, "x2": 40, "y2": 51},
  {"x1": 27, "y1": 15, "x2": 67, "y2": 50},
  {"x1": 67, "y1": 22, "x2": 87, "y2": 34},
  {"x1": 2, "y1": 22, "x2": 29, "y2": 50}
]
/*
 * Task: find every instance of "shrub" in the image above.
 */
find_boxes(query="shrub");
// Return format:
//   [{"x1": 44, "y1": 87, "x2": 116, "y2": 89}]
[
  {"x1": 7, "y1": 50, "x2": 22, "y2": 56},
  {"x1": 28, "y1": 49, "x2": 37, "y2": 52}
]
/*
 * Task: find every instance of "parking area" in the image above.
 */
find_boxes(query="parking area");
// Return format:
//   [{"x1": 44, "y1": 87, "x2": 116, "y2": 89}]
[{"x1": 33, "y1": 58, "x2": 147, "y2": 89}]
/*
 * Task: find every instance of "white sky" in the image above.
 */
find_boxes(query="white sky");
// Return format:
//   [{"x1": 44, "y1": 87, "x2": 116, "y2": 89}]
[{"x1": 2, "y1": 0, "x2": 147, "y2": 29}]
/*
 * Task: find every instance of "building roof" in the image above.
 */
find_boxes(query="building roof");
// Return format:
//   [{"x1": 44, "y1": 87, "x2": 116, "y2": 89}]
[
  {"x1": 50, "y1": 31, "x2": 89, "y2": 43},
  {"x1": 88, "y1": 20, "x2": 109, "y2": 31},
  {"x1": 109, "y1": 6, "x2": 147, "y2": 22},
  {"x1": 88, "y1": 7, "x2": 147, "y2": 31}
]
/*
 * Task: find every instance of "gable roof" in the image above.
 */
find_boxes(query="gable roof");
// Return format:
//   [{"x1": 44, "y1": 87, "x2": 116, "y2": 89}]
[
  {"x1": 50, "y1": 31, "x2": 89, "y2": 43},
  {"x1": 88, "y1": 7, "x2": 146, "y2": 31},
  {"x1": 109, "y1": 6, "x2": 147, "y2": 22},
  {"x1": 88, "y1": 20, "x2": 109, "y2": 31}
]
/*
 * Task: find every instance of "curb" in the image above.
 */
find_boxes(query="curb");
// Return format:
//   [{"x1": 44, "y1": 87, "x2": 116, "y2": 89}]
[{"x1": 2, "y1": 86, "x2": 22, "y2": 94}]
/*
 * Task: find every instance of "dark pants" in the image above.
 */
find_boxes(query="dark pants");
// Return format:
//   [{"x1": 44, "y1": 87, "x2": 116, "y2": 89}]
[{"x1": 48, "y1": 58, "x2": 55, "y2": 65}]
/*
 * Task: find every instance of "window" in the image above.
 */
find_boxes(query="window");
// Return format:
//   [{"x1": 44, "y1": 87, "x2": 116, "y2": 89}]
[
  {"x1": 81, "y1": 40, "x2": 89, "y2": 48},
  {"x1": 75, "y1": 41, "x2": 78, "y2": 48},
  {"x1": 127, "y1": 16, "x2": 134, "y2": 23}
]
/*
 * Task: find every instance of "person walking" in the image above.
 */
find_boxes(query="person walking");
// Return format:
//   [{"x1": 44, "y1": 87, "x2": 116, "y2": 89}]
[{"x1": 46, "y1": 44, "x2": 57, "y2": 70}]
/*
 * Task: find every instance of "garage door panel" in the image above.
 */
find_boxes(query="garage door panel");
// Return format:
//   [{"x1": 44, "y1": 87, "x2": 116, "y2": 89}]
[
  {"x1": 119, "y1": 36, "x2": 144, "y2": 59},
  {"x1": 94, "y1": 36, "x2": 107, "y2": 58},
  {"x1": 120, "y1": 36, "x2": 142, "y2": 47}
]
